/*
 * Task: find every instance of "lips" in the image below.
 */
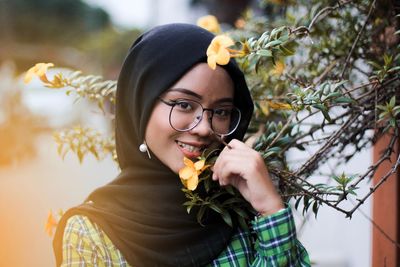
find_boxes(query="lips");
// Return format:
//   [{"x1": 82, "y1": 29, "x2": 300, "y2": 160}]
[{"x1": 176, "y1": 140, "x2": 207, "y2": 158}]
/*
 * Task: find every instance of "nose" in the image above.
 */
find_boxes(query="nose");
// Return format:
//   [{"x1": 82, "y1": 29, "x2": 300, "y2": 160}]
[{"x1": 189, "y1": 111, "x2": 213, "y2": 137}]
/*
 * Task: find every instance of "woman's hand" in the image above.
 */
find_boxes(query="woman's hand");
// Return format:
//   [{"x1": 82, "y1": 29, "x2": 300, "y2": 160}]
[{"x1": 212, "y1": 139, "x2": 284, "y2": 216}]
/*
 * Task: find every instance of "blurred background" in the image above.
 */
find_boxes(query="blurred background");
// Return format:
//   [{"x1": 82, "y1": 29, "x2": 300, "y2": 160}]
[{"x1": 0, "y1": 0, "x2": 374, "y2": 266}]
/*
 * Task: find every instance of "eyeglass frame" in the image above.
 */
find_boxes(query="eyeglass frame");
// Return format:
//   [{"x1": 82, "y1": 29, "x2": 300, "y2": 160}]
[{"x1": 158, "y1": 97, "x2": 241, "y2": 136}]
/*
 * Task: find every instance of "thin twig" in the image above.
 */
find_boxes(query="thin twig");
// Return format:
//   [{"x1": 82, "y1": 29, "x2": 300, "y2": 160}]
[
  {"x1": 349, "y1": 132, "x2": 397, "y2": 188},
  {"x1": 313, "y1": 60, "x2": 337, "y2": 85},
  {"x1": 308, "y1": 0, "x2": 354, "y2": 31},
  {"x1": 340, "y1": 0, "x2": 376, "y2": 78},
  {"x1": 295, "y1": 114, "x2": 360, "y2": 176},
  {"x1": 349, "y1": 152, "x2": 400, "y2": 214},
  {"x1": 265, "y1": 113, "x2": 296, "y2": 151},
  {"x1": 215, "y1": 133, "x2": 232, "y2": 149},
  {"x1": 351, "y1": 199, "x2": 400, "y2": 250}
]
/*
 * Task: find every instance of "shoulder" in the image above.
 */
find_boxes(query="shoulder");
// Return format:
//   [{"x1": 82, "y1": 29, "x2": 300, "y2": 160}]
[
  {"x1": 63, "y1": 215, "x2": 95, "y2": 237},
  {"x1": 62, "y1": 215, "x2": 107, "y2": 248}
]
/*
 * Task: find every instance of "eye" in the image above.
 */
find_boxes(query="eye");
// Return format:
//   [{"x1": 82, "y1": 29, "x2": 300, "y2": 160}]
[
  {"x1": 214, "y1": 107, "x2": 233, "y2": 118},
  {"x1": 174, "y1": 100, "x2": 194, "y2": 111}
]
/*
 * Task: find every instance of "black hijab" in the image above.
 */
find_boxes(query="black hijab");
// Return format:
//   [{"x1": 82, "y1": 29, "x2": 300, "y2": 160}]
[{"x1": 53, "y1": 23, "x2": 254, "y2": 267}]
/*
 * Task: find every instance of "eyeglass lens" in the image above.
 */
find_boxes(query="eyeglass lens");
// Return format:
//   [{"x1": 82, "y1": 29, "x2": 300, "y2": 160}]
[{"x1": 169, "y1": 99, "x2": 241, "y2": 135}]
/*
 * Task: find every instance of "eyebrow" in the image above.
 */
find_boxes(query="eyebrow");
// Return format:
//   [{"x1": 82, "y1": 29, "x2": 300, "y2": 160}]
[{"x1": 167, "y1": 88, "x2": 234, "y2": 104}]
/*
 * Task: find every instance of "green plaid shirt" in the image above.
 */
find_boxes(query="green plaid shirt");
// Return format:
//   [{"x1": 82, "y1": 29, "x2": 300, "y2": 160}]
[{"x1": 61, "y1": 207, "x2": 310, "y2": 266}]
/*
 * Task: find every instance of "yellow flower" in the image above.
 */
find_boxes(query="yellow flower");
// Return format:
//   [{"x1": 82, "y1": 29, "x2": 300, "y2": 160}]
[
  {"x1": 259, "y1": 101, "x2": 270, "y2": 117},
  {"x1": 50, "y1": 73, "x2": 69, "y2": 88},
  {"x1": 206, "y1": 35, "x2": 250, "y2": 70},
  {"x1": 24, "y1": 63, "x2": 54, "y2": 84},
  {"x1": 197, "y1": 15, "x2": 221, "y2": 34},
  {"x1": 206, "y1": 35, "x2": 235, "y2": 70},
  {"x1": 179, "y1": 157, "x2": 210, "y2": 191},
  {"x1": 270, "y1": 61, "x2": 285, "y2": 76},
  {"x1": 45, "y1": 210, "x2": 58, "y2": 237},
  {"x1": 259, "y1": 100, "x2": 292, "y2": 116},
  {"x1": 268, "y1": 100, "x2": 292, "y2": 110}
]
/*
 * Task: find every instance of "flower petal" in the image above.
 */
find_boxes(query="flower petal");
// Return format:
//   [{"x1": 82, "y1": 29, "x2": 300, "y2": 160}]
[
  {"x1": 268, "y1": 101, "x2": 292, "y2": 110},
  {"x1": 179, "y1": 166, "x2": 194, "y2": 180},
  {"x1": 216, "y1": 48, "x2": 231, "y2": 65},
  {"x1": 207, "y1": 55, "x2": 217, "y2": 70},
  {"x1": 213, "y1": 35, "x2": 234, "y2": 48},
  {"x1": 197, "y1": 15, "x2": 220, "y2": 34},
  {"x1": 201, "y1": 164, "x2": 211, "y2": 172},
  {"x1": 24, "y1": 69, "x2": 35, "y2": 84},
  {"x1": 24, "y1": 63, "x2": 54, "y2": 84},
  {"x1": 194, "y1": 160, "x2": 205, "y2": 171},
  {"x1": 186, "y1": 173, "x2": 199, "y2": 191},
  {"x1": 45, "y1": 210, "x2": 58, "y2": 237},
  {"x1": 183, "y1": 157, "x2": 194, "y2": 168},
  {"x1": 270, "y1": 61, "x2": 285, "y2": 76}
]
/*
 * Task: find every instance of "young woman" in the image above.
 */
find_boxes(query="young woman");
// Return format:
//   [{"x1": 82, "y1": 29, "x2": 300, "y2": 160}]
[{"x1": 53, "y1": 23, "x2": 310, "y2": 267}]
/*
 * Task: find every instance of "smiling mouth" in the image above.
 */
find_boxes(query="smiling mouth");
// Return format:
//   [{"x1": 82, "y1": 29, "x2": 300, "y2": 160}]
[{"x1": 176, "y1": 141, "x2": 205, "y2": 153}]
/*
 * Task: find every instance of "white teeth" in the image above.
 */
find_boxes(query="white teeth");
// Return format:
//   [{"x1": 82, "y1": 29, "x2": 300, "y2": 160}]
[{"x1": 177, "y1": 141, "x2": 202, "y2": 153}]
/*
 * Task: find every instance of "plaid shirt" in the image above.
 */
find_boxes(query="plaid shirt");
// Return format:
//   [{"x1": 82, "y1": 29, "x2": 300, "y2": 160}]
[{"x1": 61, "y1": 207, "x2": 310, "y2": 266}]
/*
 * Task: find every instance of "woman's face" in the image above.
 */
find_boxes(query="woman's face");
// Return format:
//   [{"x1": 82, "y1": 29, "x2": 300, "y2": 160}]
[{"x1": 145, "y1": 63, "x2": 234, "y2": 174}]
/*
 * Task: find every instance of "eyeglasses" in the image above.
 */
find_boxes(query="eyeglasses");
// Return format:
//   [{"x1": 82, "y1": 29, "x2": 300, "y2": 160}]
[{"x1": 159, "y1": 98, "x2": 241, "y2": 136}]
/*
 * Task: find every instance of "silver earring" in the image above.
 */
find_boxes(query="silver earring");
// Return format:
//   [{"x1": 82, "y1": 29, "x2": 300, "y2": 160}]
[{"x1": 139, "y1": 141, "x2": 151, "y2": 159}]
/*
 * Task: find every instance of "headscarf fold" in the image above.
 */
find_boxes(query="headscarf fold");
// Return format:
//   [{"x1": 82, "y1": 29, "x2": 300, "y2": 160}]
[{"x1": 53, "y1": 23, "x2": 254, "y2": 267}]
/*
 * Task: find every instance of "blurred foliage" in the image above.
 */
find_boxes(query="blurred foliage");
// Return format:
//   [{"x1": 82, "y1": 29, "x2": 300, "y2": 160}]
[
  {"x1": 0, "y1": 0, "x2": 141, "y2": 166},
  {"x1": 0, "y1": 0, "x2": 110, "y2": 44},
  {"x1": 0, "y1": 62, "x2": 50, "y2": 166},
  {"x1": 54, "y1": 126, "x2": 116, "y2": 164},
  {"x1": 27, "y1": 0, "x2": 400, "y2": 218},
  {"x1": 0, "y1": 0, "x2": 141, "y2": 76}
]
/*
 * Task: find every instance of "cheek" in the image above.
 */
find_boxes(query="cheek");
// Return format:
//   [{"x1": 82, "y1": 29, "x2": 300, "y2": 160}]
[
  {"x1": 145, "y1": 107, "x2": 182, "y2": 170},
  {"x1": 145, "y1": 108, "x2": 172, "y2": 144}
]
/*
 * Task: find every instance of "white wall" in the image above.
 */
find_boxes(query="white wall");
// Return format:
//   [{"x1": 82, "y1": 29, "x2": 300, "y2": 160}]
[{"x1": 293, "y1": 147, "x2": 372, "y2": 267}]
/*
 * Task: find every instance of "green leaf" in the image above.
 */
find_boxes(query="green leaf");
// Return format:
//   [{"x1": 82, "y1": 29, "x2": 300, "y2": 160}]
[
  {"x1": 333, "y1": 96, "x2": 354, "y2": 104},
  {"x1": 303, "y1": 195, "x2": 311, "y2": 215},
  {"x1": 389, "y1": 118, "x2": 397, "y2": 127},
  {"x1": 225, "y1": 185, "x2": 235, "y2": 195},
  {"x1": 388, "y1": 66, "x2": 400, "y2": 73},
  {"x1": 209, "y1": 203, "x2": 223, "y2": 214},
  {"x1": 393, "y1": 106, "x2": 400, "y2": 116},
  {"x1": 274, "y1": 136, "x2": 292, "y2": 147},
  {"x1": 256, "y1": 49, "x2": 273, "y2": 57},
  {"x1": 264, "y1": 40, "x2": 283, "y2": 49},
  {"x1": 368, "y1": 61, "x2": 382, "y2": 69},
  {"x1": 296, "y1": 143, "x2": 306, "y2": 151},
  {"x1": 332, "y1": 80, "x2": 347, "y2": 91},
  {"x1": 383, "y1": 54, "x2": 392, "y2": 66},
  {"x1": 232, "y1": 207, "x2": 249, "y2": 219},
  {"x1": 237, "y1": 216, "x2": 249, "y2": 232},
  {"x1": 221, "y1": 210, "x2": 233, "y2": 227},
  {"x1": 196, "y1": 206, "x2": 206, "y2": 226},
  {"x1": 376, "y1": 104, "x2": 387, "y2": 111},
  {"x1": 324, "y1": 92, "x2": 342, "y2": 100},
  {"x1": 89, "y1": 146, "x2": 99, "y2": 160},
  {"x1": 389, "y1": 96, "x2": 396, "y2": 107},
  {"x1": 314, "y1": 103, "x2": 326, "y2": 111},
  {"x1": 77, "y1": 149, "x2": 84, "y2": 164},
  {"x1": 294, "y1": 197, "x2": 302, "y2": 210},
  {"x1": 312, "y1": 201, "x2": 320, "y2": 217},
  {"x1": 265, "y1": 132, "x2": 277, "y2": 143},
  {"x1": 186, "y1": 205, "x2": 192, "y2": 214},
  {"x1": 57, "y1": 144, "x2": 64, "y2": 157},
  {"x1": 222, "y1": 198, "x2": 243, "y2": 206}
]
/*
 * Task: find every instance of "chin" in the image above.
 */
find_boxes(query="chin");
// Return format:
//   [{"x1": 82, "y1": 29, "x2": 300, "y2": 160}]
[{"x1": 167, "y1": 158, "x2": 184, "y2": 175}]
